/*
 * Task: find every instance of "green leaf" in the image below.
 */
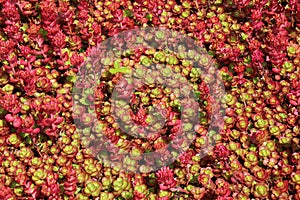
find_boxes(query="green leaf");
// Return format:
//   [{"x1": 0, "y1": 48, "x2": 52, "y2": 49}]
[
  {"x1": 10, "y1": 181, "x2": 18, "y2": 188},
  {"x1": 124, "y1": 9, "x2": 134, "y2": 18},
  {"x1": 118, "y1": 67, "x2": 131, "y2": 74},
  {"x1": 21, "y1": 23, "x2": 28, "y2": 32},
  {"x1": 194, "y1": 91, "x2": 201, "y2": 99},
  {"x1": 109, "y1": 68, "x2": 118, "y2": 74},
  {"x1": 79, "y1": 98, "x2": 90, "y2": 106},
  {"x1": 39, "y1": 28, "x2": 48, "y2": 38},
  {"x1": 253, "y1": 77, "x2": 259, "y2": 84},
  {"x1": 145, "y1": 13, "x2": 152, "y2": 20},
  {"x1": 114, "y1": 60, "x2": 121, "y2": 69},
  {"x1": 66, "y1": 76, "x2": 76, "y2": 83}
]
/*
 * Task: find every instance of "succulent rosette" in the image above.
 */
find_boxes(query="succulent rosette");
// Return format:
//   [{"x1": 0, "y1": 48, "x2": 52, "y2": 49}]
[
  {"x1": 0, "y1": 0, "x2": 299, "y2": 199},
  {"x1": 72, "y1": 27, "x2": 225, "y2": 175}
]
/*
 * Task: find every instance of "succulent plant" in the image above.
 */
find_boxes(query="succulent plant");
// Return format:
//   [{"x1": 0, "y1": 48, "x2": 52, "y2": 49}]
[{"x1": 0, "y1": 0, "x2": 299, "y2": 199}]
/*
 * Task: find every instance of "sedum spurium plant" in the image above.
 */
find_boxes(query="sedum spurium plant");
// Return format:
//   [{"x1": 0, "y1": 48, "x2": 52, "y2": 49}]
[{"x1": 0, "y1": 0, "x2": 299, "y2": 199}]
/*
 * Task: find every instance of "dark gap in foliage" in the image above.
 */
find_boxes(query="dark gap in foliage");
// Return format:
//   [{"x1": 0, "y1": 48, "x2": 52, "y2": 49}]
[
  {"x1": 280, "y1": 1, "x2": 288, "y2": 7},
  {"x1": 204, "y1": 43, "x2": 210, "y2": 52},
  {"x1": 32, "y1": 148, "x2": 41, "y2": 157},
  {"x1": 202, "y1": 190, "x2": 218, "y2": 200},
  {"x1": 175, "y1": 0, "x2": 182, "y2": 5},
  {"x1": 237, "y1": 155, "x2": 245, "y2": 166}
]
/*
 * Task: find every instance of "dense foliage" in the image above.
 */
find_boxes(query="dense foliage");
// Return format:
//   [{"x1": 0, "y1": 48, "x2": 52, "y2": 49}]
[{"x1": 0, "y1": 0, "x2": 299, "y2": 199}]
